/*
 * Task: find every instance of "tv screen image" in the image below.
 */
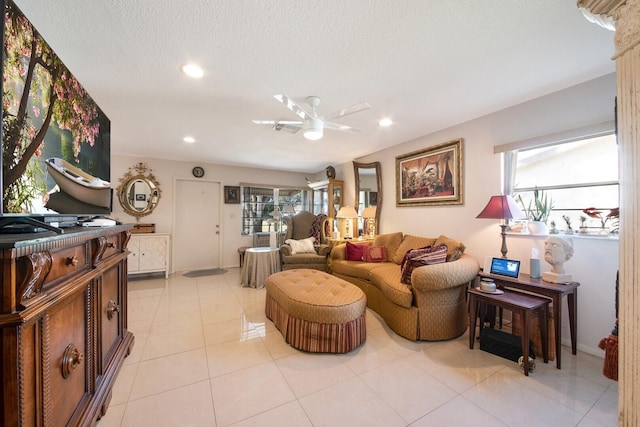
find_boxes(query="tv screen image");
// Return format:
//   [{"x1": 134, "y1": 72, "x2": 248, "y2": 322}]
[{"x1": 1, "y1": 0, "x2": 111, "y2": 224}]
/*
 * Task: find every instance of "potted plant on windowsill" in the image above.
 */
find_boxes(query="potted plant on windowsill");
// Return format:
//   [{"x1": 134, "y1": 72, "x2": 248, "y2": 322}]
[{"x1": 516, "y1": 187, "x2": 553, "y2": 235}]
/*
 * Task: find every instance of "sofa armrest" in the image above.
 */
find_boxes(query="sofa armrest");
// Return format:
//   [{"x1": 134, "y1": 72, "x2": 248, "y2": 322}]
[
  {"x1": 329, "y1": 244, "x2": 347, "y2": 261},
  {"x1": 411, "y1": 254, "x2": 480, "y2": 292},
  {"x1": 318, "y1": 244, "x2": 331, "y2": 256}
]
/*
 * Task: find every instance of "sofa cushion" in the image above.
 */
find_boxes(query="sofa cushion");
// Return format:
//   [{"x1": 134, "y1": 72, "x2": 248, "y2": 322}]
[
  {"x1": 285, "y1": 237, "x2": 316, "y2": 254},
  {"x1": 393, "y1": 235, "x2": 437, "y2": 264},
  {"x1": 434, "y1": 235, "x2": 466, "y2": 261},
  {"x1": 373, "y1": 232, "x2": 403, "y2": 263},
  {"x1": 345, "y1": 241, "x2": 371, "y2": 261},
  {"x1": 400, "y1": 244, "x2": 448, "y2": 285},
  {"x1": 369, "y1": 264, "x2": 414, "y2": 308},
  {"x1": 331, "y1": 259, "x2": 393, "y2": 280},
  {"x1": 363, "y1": 246, "x2": 387, "y2": 262}
]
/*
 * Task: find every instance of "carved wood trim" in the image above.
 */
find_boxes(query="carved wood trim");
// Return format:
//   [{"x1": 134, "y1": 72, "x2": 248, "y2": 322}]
[
  {"x1": 613, "y1": 0, "x2": 640, "y2": 58},
  {"x1": 93, "y1": 236, "x2": 108, "y2": 266},
  {"x1": 17, "y1": 251, "x2": 52, "y2": 309},
  {"x1": 41, "y1": 315, "x2": 51, "y2": 427},
  {"x1": 122, "y1": 229, "x2": 132, "y2": 249}
]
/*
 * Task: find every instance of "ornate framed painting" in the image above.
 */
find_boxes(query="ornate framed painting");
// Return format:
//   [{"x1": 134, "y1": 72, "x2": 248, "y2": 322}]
[{"x1": 396, "y1": 138, "x2": 464, "y2": 206}]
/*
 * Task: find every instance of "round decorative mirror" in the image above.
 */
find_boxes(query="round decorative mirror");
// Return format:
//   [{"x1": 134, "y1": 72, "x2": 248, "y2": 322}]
[{"x1": 116, "y1": 163, "x2": 161, "y2": 221}]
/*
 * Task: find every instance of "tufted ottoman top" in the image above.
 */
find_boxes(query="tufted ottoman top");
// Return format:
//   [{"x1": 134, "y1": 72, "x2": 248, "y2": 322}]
[{"x1": 266, "y1": 269, "x2": 366, "y2": 324}]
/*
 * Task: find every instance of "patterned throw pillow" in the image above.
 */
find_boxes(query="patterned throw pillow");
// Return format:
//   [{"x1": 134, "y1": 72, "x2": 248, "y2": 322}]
[
  {"x1": 399, "y1": 246, "x2": 433, "y2": 272},
  {"x1": 434, "y1": 235, "x2": 466, "y2": 262},
  {"x1": 363, "y1": 246, "x2": 387, "y2": 262},
  {"x1": 345, "y1": 241, "x2": 372, "y2": 261},
  {"x1": 400, "y1": 244, "x2": 448, "y2": 285},
  {"x1": 308, "y1": 214, "x2": 328, "y2": 247}
]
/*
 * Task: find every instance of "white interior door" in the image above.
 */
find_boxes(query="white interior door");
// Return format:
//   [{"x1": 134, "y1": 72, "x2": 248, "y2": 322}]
[{"x1": 173, "y1": 179, "x2": 220, "y2": 272}]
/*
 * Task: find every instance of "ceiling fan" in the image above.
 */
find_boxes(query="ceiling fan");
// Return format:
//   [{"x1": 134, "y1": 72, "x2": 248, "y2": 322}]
[{"x1": 253, "y1": 94, "x2": 370, "y2": 140}]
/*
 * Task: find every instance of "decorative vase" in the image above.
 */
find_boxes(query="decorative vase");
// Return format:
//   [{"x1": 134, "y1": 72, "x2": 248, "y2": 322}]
[{"x1": 528, "y1": 221, "x2": 548, "y2": 235}]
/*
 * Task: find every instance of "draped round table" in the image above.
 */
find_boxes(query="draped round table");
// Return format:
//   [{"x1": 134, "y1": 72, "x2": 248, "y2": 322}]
[{"x1": 241, "y1": 247, "x2": 281, "y2": 289}]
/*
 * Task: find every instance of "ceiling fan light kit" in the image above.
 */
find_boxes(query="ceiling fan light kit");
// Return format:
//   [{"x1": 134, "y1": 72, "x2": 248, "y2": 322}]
[
  {"x1": 254, "y1": 94, "x2": 370, "y2": 141},
  {"x1": 303, "y1": 117, "x2": 323, "y2": 140}
]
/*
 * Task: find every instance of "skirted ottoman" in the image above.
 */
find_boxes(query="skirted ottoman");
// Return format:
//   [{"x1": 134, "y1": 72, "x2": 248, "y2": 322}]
[{"x1": 265, "y1": 269, "x2": 367, "y2": 353}]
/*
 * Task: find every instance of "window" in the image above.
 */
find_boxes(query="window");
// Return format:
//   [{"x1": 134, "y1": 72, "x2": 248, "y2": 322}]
[
  {"x1": 509, "y1": 132, "x2": 618, "y2": 232},
  {"x1": 241, "y1": 185, "x2": 310, "y2": 235}
]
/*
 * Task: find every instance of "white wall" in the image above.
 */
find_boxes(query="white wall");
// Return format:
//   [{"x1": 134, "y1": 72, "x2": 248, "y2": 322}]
[
  {"x1": 111, "y1": 73, "x2": 617, "y2": 356},
  {"x1": 347, "y1": 73, "x2": 617, "y2": 356},
  {"x1": 111, "y1": 155, "x2": 315, "y2": 270}
]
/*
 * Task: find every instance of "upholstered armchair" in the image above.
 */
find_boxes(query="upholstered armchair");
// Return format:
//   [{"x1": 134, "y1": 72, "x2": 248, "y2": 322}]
[{"x1": 280, "y1": 211, "x2": 331, "y2": 271}]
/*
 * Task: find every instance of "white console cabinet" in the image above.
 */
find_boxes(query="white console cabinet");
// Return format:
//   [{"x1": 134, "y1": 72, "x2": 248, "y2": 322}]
[{"x1": 128, "y1": 233, "x2": 170, "y2": 278}]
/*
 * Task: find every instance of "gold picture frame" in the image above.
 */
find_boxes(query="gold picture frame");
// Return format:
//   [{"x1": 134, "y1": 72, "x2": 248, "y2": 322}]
[{"x1": 396, "y1": 138, "x2": 464, "y2": 206}]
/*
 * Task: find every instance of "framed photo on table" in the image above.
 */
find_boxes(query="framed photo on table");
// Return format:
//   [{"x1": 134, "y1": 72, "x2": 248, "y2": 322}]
[
  {"x1": 224, "y1": 185, "x2": 240, "y2": 204},
  {"x1": 396, "y1": 138, "x2": 464, "y2": 206}
]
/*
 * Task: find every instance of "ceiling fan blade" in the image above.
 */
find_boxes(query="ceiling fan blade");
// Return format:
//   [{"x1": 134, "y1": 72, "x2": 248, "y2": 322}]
[
  {"x1": 322, "y1": 102, "x2": 370, "y2": 121},
  {"x1": 274, "y1": 94, "x2": 312, "y2": 119},
  {"x1": 252, "y1": 120, "x2": 302, "y2": 125},
  {"x1": 323, "y1": 121, "x2": 363, "y2": 133},
  {"x1": 273, "y1": 123, "x2": 302, "y2": 134}
]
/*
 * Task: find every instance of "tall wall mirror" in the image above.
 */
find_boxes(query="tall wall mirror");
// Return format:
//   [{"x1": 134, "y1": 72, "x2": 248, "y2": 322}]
[
  {"x1": 116, "y1": 163, "x2": 161, "y2": 221},
  {"x1": 353, "y1": 161, "x2": 382, "y2": 237}
]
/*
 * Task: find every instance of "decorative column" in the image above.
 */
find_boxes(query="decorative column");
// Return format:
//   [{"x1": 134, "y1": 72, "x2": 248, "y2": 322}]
[{"x1": 578, "y1": 1, "x2": 640, "y2": 425}]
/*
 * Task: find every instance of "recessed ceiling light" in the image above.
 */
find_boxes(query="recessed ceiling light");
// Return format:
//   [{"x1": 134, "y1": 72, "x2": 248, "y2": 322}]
[
  {"x1": 181, "y1": 63, "x2": 204, "y2": 78},
  {"x1": 183, "y1": 136, "x2": 196, "y2": 143},
  {"x1": 379, "y1": 118, "x2": 393, "y2": 127}
]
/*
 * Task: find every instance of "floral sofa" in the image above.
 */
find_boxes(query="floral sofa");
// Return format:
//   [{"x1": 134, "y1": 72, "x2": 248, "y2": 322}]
[{"x1": 328, "y1": 232, "x2": 479, "y2": 341}]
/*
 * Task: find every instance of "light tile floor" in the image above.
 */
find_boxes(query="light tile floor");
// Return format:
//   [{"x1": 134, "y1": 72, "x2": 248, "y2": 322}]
[{"x1": 97, "y1": 268, "x2": 618, "y2": 427}]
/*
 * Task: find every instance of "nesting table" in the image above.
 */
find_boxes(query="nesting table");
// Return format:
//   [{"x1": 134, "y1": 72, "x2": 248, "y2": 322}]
[
  {"x1": 469, "y1": 287, "x2": 549, "y2": 376},
  {"x1": 476, "y1": 272, "x2": 579, "y2": 369}
]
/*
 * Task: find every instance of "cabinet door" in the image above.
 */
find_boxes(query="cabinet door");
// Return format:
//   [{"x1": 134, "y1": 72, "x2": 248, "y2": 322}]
[
  {"x1": 100, "y1": 264, "x2": 123, "y2": 370},
  {"x1": 138, "y1": 236, "x2": 167, "y2": 272},
  {"x1": 45, "y1": 283, "x2": 91, "y2": 426},
  {"x1": 127, "y1": 236, "x2": 140, "y2": 272}
]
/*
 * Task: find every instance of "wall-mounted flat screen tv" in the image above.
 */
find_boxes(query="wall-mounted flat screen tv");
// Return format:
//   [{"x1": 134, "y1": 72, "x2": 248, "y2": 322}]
[{"x1": 1, "y1": 0, "x2": 111, "y2": 231}]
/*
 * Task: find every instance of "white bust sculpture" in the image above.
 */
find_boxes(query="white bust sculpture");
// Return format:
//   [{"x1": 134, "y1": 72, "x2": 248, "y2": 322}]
[{"x1": 542, "y1": 236, "x2": 574, "y2": 282}]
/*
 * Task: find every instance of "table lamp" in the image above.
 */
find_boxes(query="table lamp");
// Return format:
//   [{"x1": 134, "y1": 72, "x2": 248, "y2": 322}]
[
  {"x1": 476, "y1": 195, "x2": 526, "y2": 258},
  {"x1": 361, "y1": 206, "x2": 377, "y2": 239},
  {"x1": 337, "y1": 206, "x2": 358, "y2": 239}
]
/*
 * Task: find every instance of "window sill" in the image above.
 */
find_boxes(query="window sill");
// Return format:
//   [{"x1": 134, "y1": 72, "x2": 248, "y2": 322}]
[{"x1": 506, "y1": 231, "x2": 619, "y2": 241}]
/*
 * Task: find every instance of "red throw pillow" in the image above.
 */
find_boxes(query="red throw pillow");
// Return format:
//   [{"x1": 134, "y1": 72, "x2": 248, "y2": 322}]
[
  {"x1": 400, "y1": 244, "x2": 448, "y2": 285},
  {"x1": 345, "y1": 241, "x2": 371, "y2": 261},
  {"x1": 363, "y1": 246, "x2": 387, "y2": 262}
]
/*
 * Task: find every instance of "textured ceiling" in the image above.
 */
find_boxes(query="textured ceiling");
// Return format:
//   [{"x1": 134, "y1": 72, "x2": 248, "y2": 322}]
[{"x1": 13, "y1": 0, "x2": 615, "y2": 173}]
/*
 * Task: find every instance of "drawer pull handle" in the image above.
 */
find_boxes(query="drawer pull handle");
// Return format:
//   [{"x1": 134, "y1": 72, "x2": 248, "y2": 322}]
[
  {"x1": 62, "y1": 344, "x2": 84, "y2": 378},
  {"x1": 107, "y1": 242, "x2": 115, "y2": 248},
  {"x1": 107, "y1": 299, "x2": 120, "y2": 320},
  {"x1": 66, "y1": 256, "x2": 78, "y2": 266}
]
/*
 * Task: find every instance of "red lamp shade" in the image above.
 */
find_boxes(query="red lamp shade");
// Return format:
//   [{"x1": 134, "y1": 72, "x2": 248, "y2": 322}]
[
  {"x1": 476, "y1": 195, "x2": 526, "y2": 220},
  {"x1": 476, "y1": 195, "x2": 526, "y2": 258}
]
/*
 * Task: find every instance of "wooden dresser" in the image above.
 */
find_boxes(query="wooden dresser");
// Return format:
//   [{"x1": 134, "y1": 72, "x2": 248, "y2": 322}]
[{"x1": 0, "y1": 225, "x2": 134, "y2": 426}]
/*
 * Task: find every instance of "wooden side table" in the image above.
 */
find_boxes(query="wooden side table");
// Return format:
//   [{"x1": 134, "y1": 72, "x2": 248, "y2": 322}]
[{"x1": 468, "y1": 288, "x2": 549, "y2": 376}]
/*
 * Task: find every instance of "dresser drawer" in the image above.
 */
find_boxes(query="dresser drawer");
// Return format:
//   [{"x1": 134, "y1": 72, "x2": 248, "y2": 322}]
[
  {"x1": 100, "y1": 233, "x2": 122, "y2": 262},
  {"x1": 43, "y1": 243, "x2": 89, "y2": 291}
]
